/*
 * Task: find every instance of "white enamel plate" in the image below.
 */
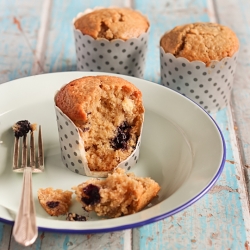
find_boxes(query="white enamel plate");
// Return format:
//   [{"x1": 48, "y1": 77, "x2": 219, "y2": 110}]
[{"x1": 0, "y1": 72, "x2": 225, "y2": 233}]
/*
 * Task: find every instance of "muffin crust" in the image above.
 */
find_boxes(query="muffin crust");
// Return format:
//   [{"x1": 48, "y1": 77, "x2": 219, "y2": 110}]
[
  {"x1": 160, "y1": 22, "x2": 239, "y2": 66},
  {"x1": 74, "y1": 8, "x2": 149, "y2": 40}
]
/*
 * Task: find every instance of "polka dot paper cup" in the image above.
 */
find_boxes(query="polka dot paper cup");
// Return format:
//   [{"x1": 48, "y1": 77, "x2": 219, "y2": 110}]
[
  {"x1": 160, "y1": 47, "x2": 239, "y2": 113},
  {"x1": 73, "y1": 8, "x2": 149, "y2": 78},
  {"x1": 54, "y1": 105, "x2": 142, "y2": 178}
]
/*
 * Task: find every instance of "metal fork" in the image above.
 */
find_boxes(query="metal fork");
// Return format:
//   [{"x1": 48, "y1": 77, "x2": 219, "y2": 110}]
[{"x1": 12, "y1": 125, "x2": 44, "y2": 246}]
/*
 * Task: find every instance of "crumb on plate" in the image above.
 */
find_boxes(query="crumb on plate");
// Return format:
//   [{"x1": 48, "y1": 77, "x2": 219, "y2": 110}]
[{"x1": 38, "y1": 187, "x2": 73, "y2": 216}]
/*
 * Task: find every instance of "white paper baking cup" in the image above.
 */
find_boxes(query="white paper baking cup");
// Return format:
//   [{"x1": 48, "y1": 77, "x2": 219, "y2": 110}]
[
  {"x1": 160, "y1": 47, "x2": 239, "y2": 113},
  {"x1": 54, "y1": 105, "x2": 142, "y2": 178},
  {"x1": 73, "y1": 8, "x2": 149, "y2": 78}
]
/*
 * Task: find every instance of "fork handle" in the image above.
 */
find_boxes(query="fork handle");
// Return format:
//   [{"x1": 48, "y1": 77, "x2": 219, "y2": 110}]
[{"x1": 13, "y1": 167, "x2": 38, "y2": 246}]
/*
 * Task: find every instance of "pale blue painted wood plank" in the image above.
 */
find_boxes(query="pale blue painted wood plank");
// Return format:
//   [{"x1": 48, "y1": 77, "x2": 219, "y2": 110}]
[
  {"x1": 132, "y1": 0, "x2": 250, "y2": 249},
  {"x1": 28, "y1": 230, "x2": 128, "y2": 250},
  {"x1": 0, "y1": 0, "x2": 43, "y2": 84},
  {"x1": 215, "y1": 0, "x2": 250, "y2": 194},
  {"x1": 0, "y1": 0, "x2": 44, "y2": 249}
]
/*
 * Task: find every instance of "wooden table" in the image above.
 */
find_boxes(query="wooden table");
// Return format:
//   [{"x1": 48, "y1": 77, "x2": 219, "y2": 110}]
[{"x1": 1, "y1": 0, "x2": 250, "y2": 249}]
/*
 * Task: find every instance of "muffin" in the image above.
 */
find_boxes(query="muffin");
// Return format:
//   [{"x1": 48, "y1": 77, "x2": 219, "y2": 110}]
[
  {"x1": 74, "y1": 8, "x2": 149, "y2": 41},
  {"x1": 38, "y1": 188, "x2": 73, "y2": 216},
  {"x1": 160, "y1": 22, "x2": 239, "y2": 113},
  {"x1": 55, "y1": 75, "x2": 144, "y2": 177},
  {"x1": 73, "y1": 7, "x2": 150, "y2": 78},
  {"x1": 73, "y1": 168, "x2": 160, "y2": 218}
]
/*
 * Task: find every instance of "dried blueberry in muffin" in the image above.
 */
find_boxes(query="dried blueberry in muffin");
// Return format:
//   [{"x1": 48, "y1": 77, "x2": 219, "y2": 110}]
[
  {"x1": 81, "y1": 184, "x2": 100, "y2": 205},
  {"x1": 46, "y1": 201, "x2": 60, "y2": 208},
  {"x1": 111, "y1": 121, "x2": 132, "y2": 150}
]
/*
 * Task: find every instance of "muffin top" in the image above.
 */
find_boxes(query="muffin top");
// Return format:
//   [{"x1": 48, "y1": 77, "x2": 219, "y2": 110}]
[
  {"x1": 74, "y1": 8, "x2": 149, "y2": 41},
  {"x1": 55, "y1": 75, "x2": 144, "y2": 126},
  {"x1": 160, "y1": 22, "x2": 239, "y2": 66}
]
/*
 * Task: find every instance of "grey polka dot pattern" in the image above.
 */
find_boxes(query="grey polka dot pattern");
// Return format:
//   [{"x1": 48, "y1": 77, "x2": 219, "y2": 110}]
[
  {"x1": 74, "y1": 29, "x2": 148, "y2": 78},
  {"x1": 160, "y1": 47, "x2": 239, "y2": 113},
  {"x1": 55, "y1": 106, "x2": 88, "y2": 176},
  {"x1": 55, "y1": 106, "x2": 142, "y2": 177}
]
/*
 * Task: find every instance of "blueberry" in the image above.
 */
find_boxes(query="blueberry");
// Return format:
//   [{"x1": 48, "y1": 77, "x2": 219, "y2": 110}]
[
  {"x1": 82, "y1": 184, "x2": 100, "y2": 205},
  {"x1": 46, "y1": 201, "x2": 60, "y2": 208},
  {"x1": 111, "y1": 121, "x2": 131, "y2": 150}
]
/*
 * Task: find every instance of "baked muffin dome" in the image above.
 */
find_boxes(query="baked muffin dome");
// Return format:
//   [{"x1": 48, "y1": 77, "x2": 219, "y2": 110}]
[
  {"x1": 55, "y1": 75, "x2": 144, "y2": 172},
  {"x1": 160, "y1": 22, "x2": 239, "y2": 66},
  {"x1": 74, "y1": 8, "x2": 149, "y2": 40}
]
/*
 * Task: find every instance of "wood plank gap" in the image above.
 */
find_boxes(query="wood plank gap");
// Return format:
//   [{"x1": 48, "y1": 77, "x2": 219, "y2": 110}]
[
  {"x1": 206, "y1": 0, "x2": 217, "y2": 23},
  {"x1": 123, "y1": 229, "x2": 132, "y2": 250},
  {"x1": 32, "y1": 0, "x2": 52, "y2": 75},
  {"x1": 211, "y1": 0, "x2": 221, "y2": 23},
  {"x1": 7, "y1": 226, "x2": 12, "y2": 250},
  {"x1": 123, "y1": 0, "x2": 133, "y2": 8}
]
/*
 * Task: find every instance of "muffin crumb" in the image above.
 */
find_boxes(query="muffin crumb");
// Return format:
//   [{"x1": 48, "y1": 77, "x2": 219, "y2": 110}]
[
  {"x1": 38, "y1": 188, "x2": 73, "y2": 216},
  {"x1": 66, "y1": 213, "x2": 86, "y2": 221}
]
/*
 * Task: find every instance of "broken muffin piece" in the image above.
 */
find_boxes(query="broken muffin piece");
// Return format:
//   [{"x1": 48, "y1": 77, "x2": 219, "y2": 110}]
[
  {"x1": 38, "y1": 188, "x2": 73, "y2": 216},
  {"x1": 12, "y1": 120, "x2": 36, "y2": 138},
  {"x1": 73, "y1": 168, "x2": 160, "y2": 218}
]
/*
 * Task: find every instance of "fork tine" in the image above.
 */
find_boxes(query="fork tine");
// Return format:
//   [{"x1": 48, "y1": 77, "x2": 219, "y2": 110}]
[
  {"x1": 30, "y1": 131, "x2": 35, "y2": 168},
  {"x1": 13, "y1": 125, "x2": 44, "y2": 173},
  {"x1": 38, "y1": 125, "x2": 44, "y2": 168},
  {"x1": 13, "y1": 136, "x2": 19, "y2": 170},
  {"x1": 21, "y1": 135, "x2": 27, "y2": 168}
]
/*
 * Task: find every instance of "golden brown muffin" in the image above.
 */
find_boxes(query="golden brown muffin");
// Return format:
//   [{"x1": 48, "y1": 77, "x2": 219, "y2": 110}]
[
  {"x1": 74, "y1": 8, "x2": 149, "y2": 40},
  {"x1": 73, "y1": 168, "x2": 160, "y2": 218},
  {"x1": 38, "y1": 188, "x2": 73, "y2": 216},
  {"x1": 160, "y1": 22, "x2": 239, "y2": 66},
  {"x1": 55, "y1": 75, "x2": 144, "y2": 172}
]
